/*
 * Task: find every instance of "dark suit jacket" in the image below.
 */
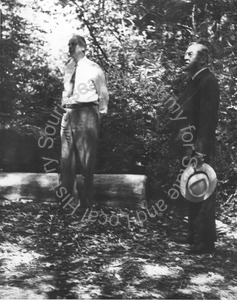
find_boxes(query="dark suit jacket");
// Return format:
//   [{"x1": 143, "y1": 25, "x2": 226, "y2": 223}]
[{"x1": 173, "y1": 68, "x2": 220, "y2": 163}]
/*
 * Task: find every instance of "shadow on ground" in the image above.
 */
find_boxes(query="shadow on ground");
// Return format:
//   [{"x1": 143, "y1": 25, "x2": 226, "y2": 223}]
[{"x1": 0, "y1": 200, "x2": 237, "y2": 299}]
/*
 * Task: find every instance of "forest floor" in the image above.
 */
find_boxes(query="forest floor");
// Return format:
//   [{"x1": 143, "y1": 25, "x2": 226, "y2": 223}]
[{"x1": 0, "y1": 198, "x2": 237, "y2": 300}]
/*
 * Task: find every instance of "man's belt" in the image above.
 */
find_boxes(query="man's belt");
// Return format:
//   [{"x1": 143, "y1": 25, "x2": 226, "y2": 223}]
[{"x1": 62, "y1": 102, "x2": 97, "y2": 109}]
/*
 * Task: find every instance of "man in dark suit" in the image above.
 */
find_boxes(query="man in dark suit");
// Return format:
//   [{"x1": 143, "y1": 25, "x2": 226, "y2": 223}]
[{"x1": 173, "y1": 43, "x2": 220, "y2": 253}]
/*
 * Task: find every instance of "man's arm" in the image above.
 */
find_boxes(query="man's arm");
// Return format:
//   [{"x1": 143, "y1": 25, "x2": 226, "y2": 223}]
[
  {"x1": 194, "y1": 76, "x2": 220, "y2": 156},
  {"x1": 94, "y1": 66, "x2": 109, "y2": 114}
]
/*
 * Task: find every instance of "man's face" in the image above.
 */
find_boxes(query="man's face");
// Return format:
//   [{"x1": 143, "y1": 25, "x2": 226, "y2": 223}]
[
  {"x1": 68, "y1": 38, "x2": 84, "y2": 57},
  {"x1": 184, "y1": 44, "x2": 202, "y2": 72}
]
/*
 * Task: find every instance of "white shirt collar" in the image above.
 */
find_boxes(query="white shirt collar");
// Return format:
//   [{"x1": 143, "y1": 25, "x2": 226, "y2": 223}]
[
  {"x1": 192, "y1": 67, "x2": 208, "y2": 80},
  {"x1": 76, "y1": 56, "x2": 87, "y2": 66}
]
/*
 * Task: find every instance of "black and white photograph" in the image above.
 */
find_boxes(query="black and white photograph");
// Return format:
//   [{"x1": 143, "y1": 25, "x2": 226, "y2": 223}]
[{"x1": 0, "y1": 0, "x2": 237, "y2": 299}]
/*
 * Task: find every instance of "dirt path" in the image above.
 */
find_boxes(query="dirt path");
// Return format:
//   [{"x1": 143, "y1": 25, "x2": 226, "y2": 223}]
[{"x1": 0, "y1": 201, "x2": 237, "y2": 299}]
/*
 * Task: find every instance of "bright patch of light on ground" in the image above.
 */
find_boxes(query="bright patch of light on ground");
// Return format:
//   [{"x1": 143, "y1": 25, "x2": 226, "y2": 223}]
[
  {"x1": 143, "y1": 264, "x2": 182, "y2": 278},
  {"x1": 0, "y1": 286, "x2": 46, "y2": 300},
  {"x1": 190, "y1": 272, "x2": 225, "y2": 285},
  {"x1": 105, "y1": 260, "x2": 122, "y2": 274},
  {"x1": 0, "y1": 242, "x2": 43, "y2": 267}
]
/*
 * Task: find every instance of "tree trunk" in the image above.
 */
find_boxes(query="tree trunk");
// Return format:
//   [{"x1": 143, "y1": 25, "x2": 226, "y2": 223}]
[{"x1": 0, "y1": 173, "x2": 147, "y2": 208}]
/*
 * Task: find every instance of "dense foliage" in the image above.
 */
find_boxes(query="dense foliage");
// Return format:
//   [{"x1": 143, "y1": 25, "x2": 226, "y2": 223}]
[{"x1": 0, "y1": 0, "x2": 237, "y2": 215}]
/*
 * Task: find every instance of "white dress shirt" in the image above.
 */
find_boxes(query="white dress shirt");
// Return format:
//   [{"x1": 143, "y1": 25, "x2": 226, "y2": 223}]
[{"x1": 62, "y1": 56, "x2": 109, "y2": 113}]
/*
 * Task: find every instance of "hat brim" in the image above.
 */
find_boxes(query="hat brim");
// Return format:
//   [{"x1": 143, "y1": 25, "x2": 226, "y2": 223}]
[{"x1": 180, "y1": 163, "x2": 217, "y2": 202}]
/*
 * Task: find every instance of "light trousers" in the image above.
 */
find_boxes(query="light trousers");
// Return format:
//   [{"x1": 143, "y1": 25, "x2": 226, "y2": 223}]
[{"x1": 60, "y1": 104, "x2": 99, "y2": 207}]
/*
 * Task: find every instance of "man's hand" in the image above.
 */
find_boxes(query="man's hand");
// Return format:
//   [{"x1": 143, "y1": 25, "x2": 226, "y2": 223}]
[
  {"x1": 194, "y1": 151, "x2": 205, "y2": 169},
  {"x1": 61, "y1": 97, "x2": 73, "y2": 107},
  {"x1": 61, "y1": 92, "x2": 80, "y2": 107},
  {"x1": 99, "y1": 107, "x2": 107, "y2": 118}
]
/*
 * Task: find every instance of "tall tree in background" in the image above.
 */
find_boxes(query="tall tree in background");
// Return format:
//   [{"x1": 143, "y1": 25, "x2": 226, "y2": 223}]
[
  {"x1": 0, "y1": 0, "x2": 63, "y2": 131},
  {"x1": 0, "y1": 0, "x2": 236, "y2": 202}
]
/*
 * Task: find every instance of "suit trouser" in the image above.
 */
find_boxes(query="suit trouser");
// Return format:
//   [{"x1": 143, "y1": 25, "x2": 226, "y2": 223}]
[
  {"x1": 188, "y1": 192, "x2": 217, "y2": 246},
  {"x1": 60, "y1": 104, "x2": 99, "y2": 207},
  {"x1": 178, "y1": 154, "x2": 217, "y2": 247}
]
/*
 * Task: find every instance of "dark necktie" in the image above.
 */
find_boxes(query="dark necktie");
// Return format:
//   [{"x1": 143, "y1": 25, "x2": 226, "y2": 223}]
[{"x1": 68, "y1": 63, "x2": 77, "y2": 97}]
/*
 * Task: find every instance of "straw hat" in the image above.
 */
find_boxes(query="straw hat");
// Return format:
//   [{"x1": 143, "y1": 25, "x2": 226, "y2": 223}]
[{"x1": 180, "y1": 163, "x2": 217, "y2": 202}]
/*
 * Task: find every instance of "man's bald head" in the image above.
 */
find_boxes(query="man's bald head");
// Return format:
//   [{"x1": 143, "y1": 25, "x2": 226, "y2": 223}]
[
  {"x1": 184, "y1": 43, "x2": 210, "y2": 75},
  {"x1": 192, "y1": 43, "x2": 209, "y2": 64}
]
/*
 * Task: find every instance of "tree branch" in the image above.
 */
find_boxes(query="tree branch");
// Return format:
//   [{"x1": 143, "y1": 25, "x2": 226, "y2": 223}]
[
  {"x1": 192, "y1": 4, "x2": 197, "y2": 35},
  {"x1": 70, "y1": 0, "x2": 109, "y2": 62}
]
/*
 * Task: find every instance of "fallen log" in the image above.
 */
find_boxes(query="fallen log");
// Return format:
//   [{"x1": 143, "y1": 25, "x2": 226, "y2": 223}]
[{"x1": 0, "y1": 173, "x2": 147, "y2": 208}]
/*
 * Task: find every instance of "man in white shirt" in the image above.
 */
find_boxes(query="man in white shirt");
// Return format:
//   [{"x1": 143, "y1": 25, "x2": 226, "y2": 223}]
[{"x1": 60, "y1": 35, "x2": 109, "y2": 208}]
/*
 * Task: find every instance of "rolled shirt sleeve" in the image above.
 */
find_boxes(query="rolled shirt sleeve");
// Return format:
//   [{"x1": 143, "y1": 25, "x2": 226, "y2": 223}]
[{"x1": 93, "y1": 66, "x2": 109, "y2": 113}]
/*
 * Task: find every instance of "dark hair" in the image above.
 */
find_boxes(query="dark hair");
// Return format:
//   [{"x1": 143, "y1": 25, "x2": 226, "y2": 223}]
[{"x1": 73, "y1": 35, "x2": 87, "y2": 52}]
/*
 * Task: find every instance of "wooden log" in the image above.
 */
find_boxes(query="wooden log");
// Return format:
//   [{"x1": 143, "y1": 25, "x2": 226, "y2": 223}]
[{"x1": 0, "y1": 173, "x2": 147, "y2": 208}]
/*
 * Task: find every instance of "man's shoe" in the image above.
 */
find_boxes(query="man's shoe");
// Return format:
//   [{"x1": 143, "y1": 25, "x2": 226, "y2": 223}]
[
  {"x1": 187, "y1": 243, "x2": 215, "y2": 254},
  {"x1": 175, "y1": 235, "x2": 194, "y2": 245}
]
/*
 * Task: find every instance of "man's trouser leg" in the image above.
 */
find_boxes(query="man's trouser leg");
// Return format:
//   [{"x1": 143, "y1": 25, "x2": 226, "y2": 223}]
[
  {"x1": 70, "y1": 105, "x2": 99, "y2": 207},
  {"x1": 60, "y1": 111, "x2": 78, "y2": 203},
  {"x1": 188, "y1": 192, "x2": 216, "y2": 249}
]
